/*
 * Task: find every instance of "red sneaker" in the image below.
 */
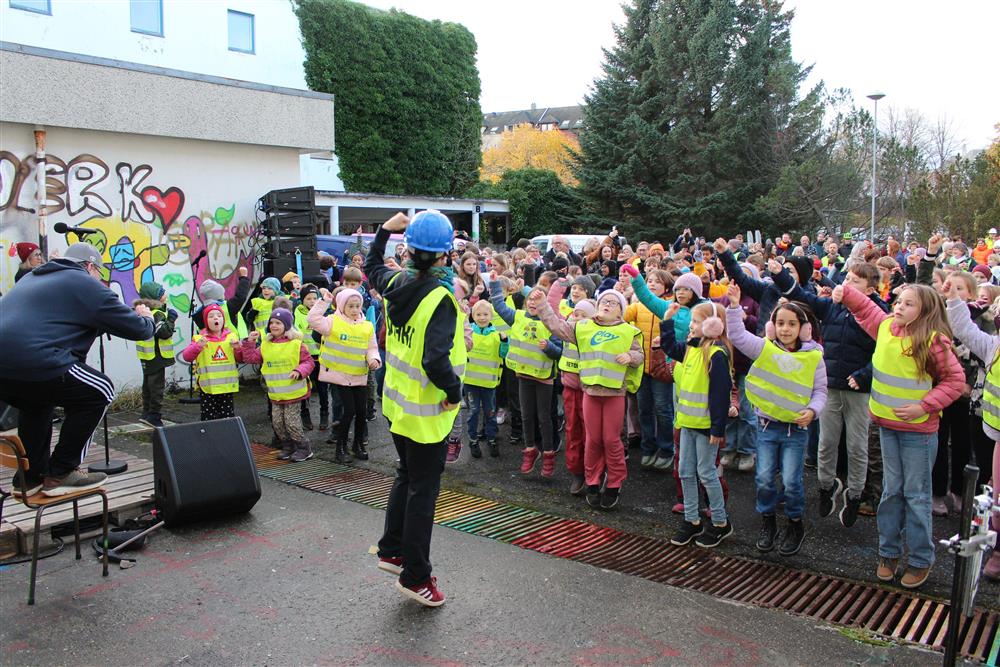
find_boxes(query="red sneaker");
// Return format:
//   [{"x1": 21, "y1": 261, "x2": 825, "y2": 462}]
[
  {"x1": 377, "y1": 556, "x2": 403, "y2": 576},
  {"x1": 396, "y1": 576, "x2": 446, "y2": 607},
  {"x1": 672, "y1": 502, "x2": 684, "y2": 514},
  {"x1": 520, "y1": 447, "x2": 540, "y2": 474},
  {"x1": 445, "y1": 439, "x2": 462, "y2": 464},
  {"x1": 541, "y1": 451, "x2": 556, "y2": 477}
]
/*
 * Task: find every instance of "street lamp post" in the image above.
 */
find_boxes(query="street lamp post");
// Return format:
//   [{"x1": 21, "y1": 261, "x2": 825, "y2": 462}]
[{"x1": 867, "y1": 92, "x2": 885, "y2": 241}]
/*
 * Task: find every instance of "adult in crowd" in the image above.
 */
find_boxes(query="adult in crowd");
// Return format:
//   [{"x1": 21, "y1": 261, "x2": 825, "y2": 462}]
[
  {"x1": 0, "y1": 243, "x2": 154, "y2": 497},
  {"x1": 367, "y1": 210, "x2": 466, "y2": 608},
  {"x1": 542, "y1": 235, "x2": 584, "y2": 268},
  {"x1": 14, "y1": 242, "x2": 44, "y2": 283}
]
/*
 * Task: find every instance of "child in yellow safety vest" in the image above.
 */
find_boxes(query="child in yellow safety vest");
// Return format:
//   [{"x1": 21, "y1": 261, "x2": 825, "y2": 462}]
[
  {"x1": 249, "y1": 277, "x2": 281, "y2": 334},
  {"x1": 308, "y1": 287, "x2": 380, "y2": 463},
  {"x1": 536, "y1": 287, "x2": 643, "y2": 510},
  {"x1": 725, "y1": 285, "x2": 827, "y2": 558},
  {"x1": 294, "y1": 284, "x2": 329, "y2": 431},
  {"x1": 240, "y1": 308, "x2": 315, "y2": 462},
  {"x1": 180, "y1": 303, "x2": 244, "y2": 421},
  {"x1": 835, "y1": 279, "x2": 964, "y2": 590},
  {"x1": 659, "y1": 300, "x2": 734, "y2": 548},
  {"x1": 133, "y1": 281, "x2": 177, "y2": 428},
  {"x1": 465, "y1": 300, "x2": 508, "y2": 459}
]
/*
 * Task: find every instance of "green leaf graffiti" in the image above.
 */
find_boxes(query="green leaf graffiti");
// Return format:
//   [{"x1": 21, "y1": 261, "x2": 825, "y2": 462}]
[
  {"x1": 214, "y1": 205, "x2": 236, "y2": 226},
  {"x1": 169, "y1": 293, "x2": 191, "y2": 313},
  {"x1": 162, "y1": 272, "x2": 188, "y2": 288}
]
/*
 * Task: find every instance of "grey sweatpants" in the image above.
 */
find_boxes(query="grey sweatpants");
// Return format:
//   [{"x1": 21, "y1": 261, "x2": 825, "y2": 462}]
[{"x1": 817, "y1": 387, "x2": 871, "y2": 499}]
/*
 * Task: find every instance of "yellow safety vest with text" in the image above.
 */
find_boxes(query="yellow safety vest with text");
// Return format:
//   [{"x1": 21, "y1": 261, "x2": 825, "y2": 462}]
[
  {"x1": 574, "y1": 320, "x2": 642, "y2": 392},
  {"x1": 745, "y1": 339, "x2": 822, "y2": 423},
  {"x1": 320, "y1": 315, "x2": 373, "y2": 377},
  {"x1": 466, "y1": 329, "x2": 503, "y2": 389},
  {"x1": 869, "y1": 318, "x2": 935, "y2": 425},
  {"x1": 506, "y1": 312, "x2": 554, "y2": 380},
  {"x1": 260, "y1": 339, "x2": 308, "y2": 401},
  {"x1": 558, "y1": 341, "x2": 580, "y2": 375},
  {"x1": 193, "y1": 333, "x2": 240, "y2": 395},
  {"x1": 674, "y1": 345, "x2": 728, "y2": 429}
]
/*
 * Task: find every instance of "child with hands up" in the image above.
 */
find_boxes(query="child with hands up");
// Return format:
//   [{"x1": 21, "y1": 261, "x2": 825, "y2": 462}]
[{"x1": 181, "y1": 303, "x2": 244, "y2": 421}]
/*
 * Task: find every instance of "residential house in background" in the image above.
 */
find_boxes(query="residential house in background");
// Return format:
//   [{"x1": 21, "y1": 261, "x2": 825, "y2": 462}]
[{"x1": 481, "y1": 103, "x2": 585, "y2": 149}]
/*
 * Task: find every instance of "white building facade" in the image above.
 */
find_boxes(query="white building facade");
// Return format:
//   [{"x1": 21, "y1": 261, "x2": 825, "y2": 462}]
[{"x1": 1, "y1": 0, "x2": 339, "y2": 391}]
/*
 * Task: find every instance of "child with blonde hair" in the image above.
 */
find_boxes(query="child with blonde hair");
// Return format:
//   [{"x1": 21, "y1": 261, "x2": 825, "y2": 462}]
[{"x1": 465, "y1": 300, "x2": 507, "y2": 458}]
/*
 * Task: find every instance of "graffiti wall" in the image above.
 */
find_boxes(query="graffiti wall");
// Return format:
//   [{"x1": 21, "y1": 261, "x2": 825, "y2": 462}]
[{"x1": 0, "y1": 122, "x2": 301, "y2": 390}]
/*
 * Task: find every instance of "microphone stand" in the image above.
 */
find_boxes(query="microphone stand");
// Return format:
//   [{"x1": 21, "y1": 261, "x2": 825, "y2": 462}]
[
  {"x1": 88, "y1": 333, "x2": 128, "y2": 475},
  {"x1": 179, "y1": 253, "x2": 204, "y2": 405}
]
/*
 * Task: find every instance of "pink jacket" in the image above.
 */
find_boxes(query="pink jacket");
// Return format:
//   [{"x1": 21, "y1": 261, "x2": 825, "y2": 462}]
[
  {"x1": 545, "y1": 282, "x2": 581, "y2": 391},
  {"x1": 239, "y1": 334, "x2": 315, "y2": 404},
  {"x1": 307, "y1": 298, "x2": 380, "y2": 387},
  {"x1": 842, "y1": 283, "x2": 964, "y2": 433}
]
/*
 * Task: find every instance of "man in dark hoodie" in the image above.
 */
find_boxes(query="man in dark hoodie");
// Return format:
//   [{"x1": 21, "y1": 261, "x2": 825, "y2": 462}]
[
  {"x1": 366, "y1": 210, "x2": 464, "y2": 608},
  {"x1": 0, "y1": 242, "x2": 154, "y2": 497}
]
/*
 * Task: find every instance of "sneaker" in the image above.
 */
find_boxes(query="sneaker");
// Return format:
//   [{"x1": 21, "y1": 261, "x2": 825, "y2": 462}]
[
  {"x1": 876, "y1": 557, "x2": 899, "y2": 582},
  {"x1": 720, "y1": 451, "x2": 737, "y2": 469},
  {"x1": 569, "y1": 475, "x2": 586, "y2": 496},
  {"x1": 395, "y1": 576, "x2": 445, "y2": 607},
  {"x1": 737, "y1": 453, "x2": 756, "y2": 473},
  {"x1": 585, "y1": 485, "x2": 601, "y2": 507},
  {"x1": 900, "y1": 566, "x2": 931, "y2": 589},
  {"x1": 495, "y1": 408, "x2": 507, "y2": 425},
  {"x1": 696, "y1": 521, "x2": 734, "y2": 548},
  {"x1": 277, "y1": 440, "x2": 296, "y2": 461},
  {"x1": 839, "y1": 490, "x2": 862, "y2": 528},
  {"x1": 652, "y1": 454, "x2": 673, "y2": 471},
  {"x1": 932, "y1": 496, "x2": 948, "y2": 517},
  {"x1": 290, "y1": 447, "x2": 315, "y2": 463},
  {"x1": 600, "y1": 487, "x2": 620, "y2": 510},
  {"x1": 377, "y1": 556, "x2": 403, "y2": 576},
  {"x1": 42, "y1": 469, "x2": 107, "y2": 497},
  {"x1": 12, "y1": 471, "x2": 43, "y2": 498},
  {"x1": 858, "y1": 499, "x2": 877, "y2": 516},
  {"x1": 541, "y1": 451, "x2": 556, "y2": 477},
  {"x1": 366, "y1": 411, "x2": 377, "y2": 422},
  {"x1": 819, "y1": 478, "x2": 843, "y2": 518},
  {"x1": 469, "y1": 440, "x2": 483, "y2": 459},
  {"x1": 984, "y1": 553, "x2": 1000, "y2": 581},
  {"x1": 778, "y1": 519, "x2": 805, "y2": 556},
  {"x1": 671, "y1": 521, "x2": 704, "y2": 546},
  {"x1": 671, "y1": 502, "x2": 684, "y2": 515},
  {"x1": 487, "y1": 439, "x2": 499, "y2": 458},
  {"x1": 445, "y1": 440, "x2": 462, "y2": 464},
  {"x1": 756, "y1": 514, "x2": 777, "y2": 552},
  {"x1": 641, "y1": 454, "x2": 656, "y2": 469},
  {"x1": 351, "y1": 442, "x2": 369, "y2": 462},
  {"x1": 520, "y1": 447, "x2": 539, "y2": 474}
]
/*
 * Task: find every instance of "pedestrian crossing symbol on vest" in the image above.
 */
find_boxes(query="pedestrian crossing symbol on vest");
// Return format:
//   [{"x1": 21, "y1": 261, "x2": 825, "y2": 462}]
[{"x1": 211, "y1": 347, "x2": 229, "y2": 362}]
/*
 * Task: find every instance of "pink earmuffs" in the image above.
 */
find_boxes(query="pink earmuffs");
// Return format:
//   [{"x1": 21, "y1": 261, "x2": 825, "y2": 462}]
[
  {"x1": 700, "y1": 304, "x2": 725, "y2": 339},
  {"x1": 765, "y1": 319, "x2": 813, "y2": 342}
]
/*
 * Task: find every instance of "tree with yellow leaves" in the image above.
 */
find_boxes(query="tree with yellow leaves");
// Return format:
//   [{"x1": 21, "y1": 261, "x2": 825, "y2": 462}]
[{"x1": 481, "y1": 124, "x2": 580, "y2": 186}]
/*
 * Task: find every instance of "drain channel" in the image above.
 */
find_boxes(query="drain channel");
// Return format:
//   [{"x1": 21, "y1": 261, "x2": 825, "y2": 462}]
[{"x1": 251, "y1": 444, "x2": 999, "y2": 662}]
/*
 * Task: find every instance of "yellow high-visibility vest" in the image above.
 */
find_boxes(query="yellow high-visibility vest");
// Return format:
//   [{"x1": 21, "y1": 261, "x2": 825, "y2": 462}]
[
  {"x1": 465, "y1": 329, "x2": 503, "y2": 389},
  {"x1": 260, "y1": 339, "x2": 308, "y2": 401},
  {"x1": 745, "y1": 339, "x2": 822, "y2": 423},
  {"x1": 251, "y1": 297, "x2": 274, "y2": 334},
  {"x1": 506, "y1": 312, "x2": 554, "y2": 380},
  {"x1": 574, "y1": 320, "x2": 642, "y2": 392},
  {"x1": 320, "y1": 315, "x2": 373, "y2": 377},
  {"x1": 194, "y1": 333, "x2": 239, "y2": 395},
  {"x1": 870, "y1": 318, "x2": 935, "y2": 424},
  {"x1": 136, "y1": 307, "x2": 175, "y2": 361},
  {"x1": 674, "y1": 345, "x2": 728, "y2": 429},
  {"x1": 294, "y1": 306, "x2": 320, "y2": 357}
]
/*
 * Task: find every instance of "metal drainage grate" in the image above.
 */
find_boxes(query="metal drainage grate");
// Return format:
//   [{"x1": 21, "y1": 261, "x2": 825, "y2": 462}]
[{"x1": 251, "y1": 444, "x2": 999, "y2": 662}]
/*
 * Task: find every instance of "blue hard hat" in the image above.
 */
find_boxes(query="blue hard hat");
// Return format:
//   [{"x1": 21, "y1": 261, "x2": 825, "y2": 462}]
[{"x1": 405, "y1": 209, "x2": 453, "y2": 253}]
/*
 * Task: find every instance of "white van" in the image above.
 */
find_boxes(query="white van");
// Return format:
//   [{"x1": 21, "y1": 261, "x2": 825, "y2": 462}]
[{"x1": 531, "y1": 234, "x2": 619, "y2": 255}]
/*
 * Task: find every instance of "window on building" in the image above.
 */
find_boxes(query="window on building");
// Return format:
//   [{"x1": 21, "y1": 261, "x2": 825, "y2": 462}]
[
  {"x1": 130, "y1": 0, "x2": 163, "y2": 36},
  {"x1": 228, "y1": 10, "x2": 255, "y2": 54},
  {"x1": 9, "y1": 0, "x2": 51, "y2": 14}
]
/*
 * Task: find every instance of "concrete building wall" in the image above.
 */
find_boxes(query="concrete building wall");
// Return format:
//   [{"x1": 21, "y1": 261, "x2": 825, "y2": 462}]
[{"x1": 0, "y1": 122, "x2": 301, "y2": 391}]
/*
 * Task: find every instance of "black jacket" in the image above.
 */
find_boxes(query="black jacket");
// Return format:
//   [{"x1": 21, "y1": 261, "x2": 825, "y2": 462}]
[
  {"x1": 365, "y1": 228, "x2": 463, "y2": 405},
  {"x1": 0, "y1": 260, "x2": 154, "y2": 381},
  {"x1": 543, "y1": 248, "x2": 583, "y2": 268}
]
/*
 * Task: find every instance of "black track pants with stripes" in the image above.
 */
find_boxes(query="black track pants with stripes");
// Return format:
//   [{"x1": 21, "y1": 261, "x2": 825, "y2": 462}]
[{"x1": 0, "y1": 363, "x2": 113, "y2": 479}]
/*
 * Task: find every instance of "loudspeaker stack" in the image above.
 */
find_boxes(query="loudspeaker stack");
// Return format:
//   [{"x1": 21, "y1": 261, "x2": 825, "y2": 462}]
[{"x1": 260, "y1": 186, "x2": 321, "y2": 278}]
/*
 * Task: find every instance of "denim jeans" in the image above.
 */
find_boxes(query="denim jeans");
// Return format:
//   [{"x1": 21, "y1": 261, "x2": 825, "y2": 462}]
[
  {"x1": 636, "y1": 373, "x2": 675, "y2": 457},
  {"x1": 465, "y1": 385, "x2": 498, "y2": 441},
  {"x1": 755, "y1": 420, "x2": 808, "y2": 519},
  {"x1": 678, "y1": 427, "x2": 726, "y2": 525},
  {"x1": 878, "y1": 427, "x2": 937, "y2": 569},
  {"x1": 723, "y1": 374, "x2": 757, "y2": 455}
]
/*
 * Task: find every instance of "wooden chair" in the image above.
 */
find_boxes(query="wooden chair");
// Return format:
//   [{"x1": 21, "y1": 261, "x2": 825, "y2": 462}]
[{"x1": 0, "y1": 434, "x2": 109, "y2": 605}]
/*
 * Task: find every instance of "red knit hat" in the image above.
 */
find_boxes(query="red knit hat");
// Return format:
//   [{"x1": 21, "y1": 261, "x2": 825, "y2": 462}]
[{"x1": 15, "y1": 242, "x2": 39, "y2": 263}]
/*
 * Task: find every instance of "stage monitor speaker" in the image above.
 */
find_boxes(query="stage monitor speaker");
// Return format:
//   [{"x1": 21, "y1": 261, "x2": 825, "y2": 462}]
[
  {"x1": 152, "y1": 417, "x2": 261, "y2": 526},
  {"x1": 262, "y1": 186, "x2": 315, "y2": 212},
  {"x1": 268, "y1": 236, "x2": 317, "y2": 257},
  {"x1": 264, "y1": 211, "x2": 317, "y2": 238},
  {"x1": 266, "y1": 258, "x2": 323, "y2": 283},
  {"x1": 0, "y1": 400, "x2": 18, "y2": 431}
]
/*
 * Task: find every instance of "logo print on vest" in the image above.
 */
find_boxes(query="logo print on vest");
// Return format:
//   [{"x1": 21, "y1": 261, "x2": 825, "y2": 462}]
[
  {"x1": 590, "y1": 330, "x2": 619, "y2": 346},
  {"x1": 211, "y1": 347, "x2": 229, "y2": 362},
  {"x1": 776, "y1": 353, "x2": 803, "y2": 374}
]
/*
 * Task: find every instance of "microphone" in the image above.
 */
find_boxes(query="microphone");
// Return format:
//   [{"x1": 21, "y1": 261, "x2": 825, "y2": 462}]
[
  {"x1": 53, "y1": 222, "x2": 99, "y2": 236},
  {"x1": 191, "y1": 249, "x2": 207, "y2": 266}
]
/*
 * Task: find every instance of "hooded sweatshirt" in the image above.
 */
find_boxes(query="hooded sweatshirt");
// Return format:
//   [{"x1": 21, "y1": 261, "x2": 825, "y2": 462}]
[
  {"x1": 0, "y1": 259, "x2": 154, "y2": 381},
  {"x1": 306, "y1": 289, "x2": 380, "y2": 387}
]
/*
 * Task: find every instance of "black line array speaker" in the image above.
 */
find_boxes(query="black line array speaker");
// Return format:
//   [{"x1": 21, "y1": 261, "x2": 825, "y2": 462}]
[
  {"x1": 263, "y1": 211, "x2": 317, "y2": 238},
  {"x1": 268, "y1": 236, "x2": 317, "y2": 257},
  {"x1": 262, "y1": 186, "x2": 315, "y2": 212},
  {"x1": 152, "y1": 417, "x2": 261, "y2": 526},
  {"x1": 265, "y1": 258, "x2": 323, "y2": 283}
]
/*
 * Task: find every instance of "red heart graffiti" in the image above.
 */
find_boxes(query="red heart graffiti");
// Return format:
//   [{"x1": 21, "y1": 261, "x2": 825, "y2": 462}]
[{"x1": 141, "y1": 186, "x2": 185, "y2": 231}]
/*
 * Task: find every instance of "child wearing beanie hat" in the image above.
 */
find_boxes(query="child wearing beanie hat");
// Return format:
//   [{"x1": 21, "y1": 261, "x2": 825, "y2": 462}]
[
  {"x1": 534, "y1": 278, "x2": 644, "y2": 509},
  {"x1": 250, "y1": 277, "x2": 282, "y2": 334},
  {"x1": 282, "y1": 272, "x2": 302, "y2": 299},
  {"x1": 132, "y1": 281, "x2": 177, "y2": 427},
  {"x1": 181, "y1": 302, "x2": 245, "y2": 421},
  {"x1": 240, "y1": 307, "x2": 315, "y2": 462},
  {"x1": 14, "y1": 242, "x2": 42, "y2": 282}
]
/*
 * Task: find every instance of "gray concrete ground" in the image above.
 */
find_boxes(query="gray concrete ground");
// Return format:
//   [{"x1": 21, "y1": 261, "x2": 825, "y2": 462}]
[{"x1": 2, "y1": 475, "x2": 942, "y2": 666}]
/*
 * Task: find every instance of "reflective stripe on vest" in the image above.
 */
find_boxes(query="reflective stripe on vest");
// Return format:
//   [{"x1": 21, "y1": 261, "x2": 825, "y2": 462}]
[
  {"x1": 320, "y1": 316, "x2": 372, "y2": 376},
  {"x1": 574, "y1": 320, "x2": 642, "y2": 392},
  {"x1": 558, "y1": 342, "x2": 580, "y2": 375},
  {"x1": 382, "y1": 275, "x2": 466, "y2": 444},
  {"x1": 558, "y1": 300, "x2": 573, "y2": 317},
  {"x1": 466, "y1": 330, "x2": 503, "y2": 388},
  {"x1": 260, "y1": 339, "x2": 308, "y2": 400},
  {"x1": 674, "y1": 345, "x2": 727, "y2": 429},
  {"x1": 869, "y1": 318, "x2": 934, "y2": 425},
  {"x1": 252, "y1": 297, "x2": 274, "y2": 333},
  {"x1": 984, "y1": 349, "x2": 1000, "y2": 431},
  {"x1": 194, "y1": 333, "x2": 240, "y2": 394},
  {"x1": 136, "y1": 308, "x2": 175, "y2": 361},
  {"x1": 294, "y1": 307, "x2": 320, "y2": 356},
  {"x1": 745, "y1": 339, "x2": 822, "y2": 423},
  {"x1": 505, "y1": 312, "x2": 553, "y2": 379}
]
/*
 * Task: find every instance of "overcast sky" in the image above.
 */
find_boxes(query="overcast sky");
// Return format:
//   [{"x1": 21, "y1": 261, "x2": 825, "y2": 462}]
[{"x1": 363, "y1": 0, "x2": 998, "y2": 150}]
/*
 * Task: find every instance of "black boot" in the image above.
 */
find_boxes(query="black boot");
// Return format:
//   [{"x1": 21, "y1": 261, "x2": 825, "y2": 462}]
[
  {"x1": 334, "y1": 440, "x2": 348, "y2": 464},
  {"x1": 756, "y1": 514, "x2": 777, "y2": 552},
  {"x1": 318, "y1": 409, "x2": 329, "y2": 431},
  {"x1": 778, "y1": 518, "x2": 805, "y2": 557},
  {"x1": 469, "y1": 439, "x2": 483, "y2": 459},
  {"x1": 487, "y1": 438, "x2": 499, "y2": 458},
  {"x1": 302, "y1": 406, "x2": 314, "y2": 431},
  {"x1": 352, "y1": 440, "x2": 369, "y2": 461}
]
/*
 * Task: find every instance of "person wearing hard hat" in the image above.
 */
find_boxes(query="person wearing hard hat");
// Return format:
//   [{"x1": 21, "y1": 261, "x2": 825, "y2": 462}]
[{"x1": 365, "y1": 210, "x2": 466, "y2": 608}]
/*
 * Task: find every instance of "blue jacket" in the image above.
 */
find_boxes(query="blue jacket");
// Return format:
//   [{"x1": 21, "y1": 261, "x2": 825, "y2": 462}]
[
  {"x1": 786, "y1": 283, "x2": 888, "y2": 392},
  {"x1": 718, "y1": 249, "x2": 800, "y2": 336},
  {"x1": 0, "y1": 259, "x2": 154, "y2": 381}
]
